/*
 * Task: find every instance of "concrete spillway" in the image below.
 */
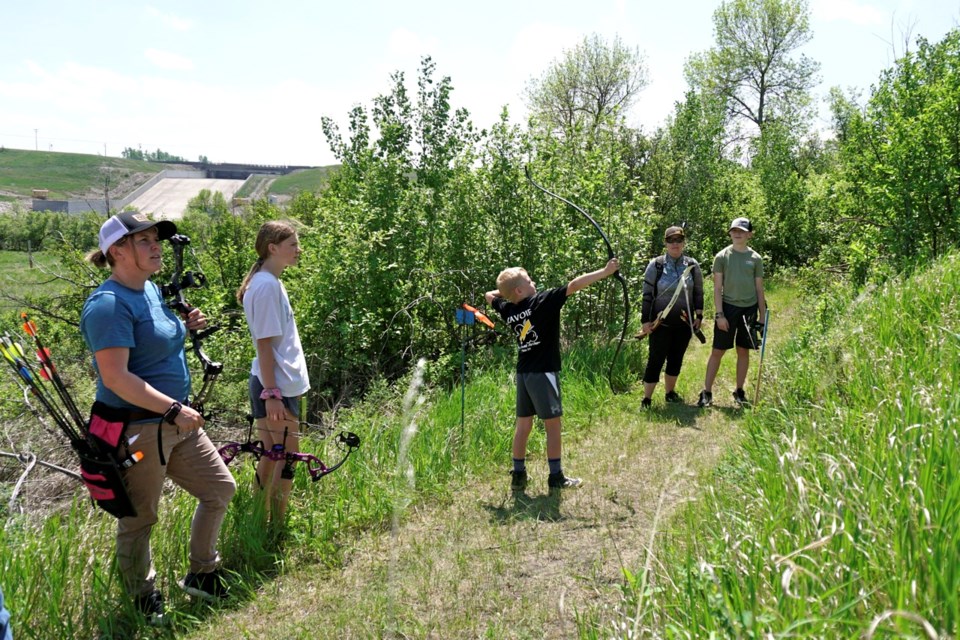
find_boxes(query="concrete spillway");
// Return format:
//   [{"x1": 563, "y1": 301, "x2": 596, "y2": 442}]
[{"x1": 127, "y1": 178, "x2": 245, "y2": 219}]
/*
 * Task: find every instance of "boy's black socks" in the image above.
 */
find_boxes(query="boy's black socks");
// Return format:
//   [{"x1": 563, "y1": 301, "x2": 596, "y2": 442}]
[
  {"x1": 548, "y1": 458, "x2": 562, "y2": 476},
  {"x1": 513, "y1": 458, "x2": 526, "y2": 473}
]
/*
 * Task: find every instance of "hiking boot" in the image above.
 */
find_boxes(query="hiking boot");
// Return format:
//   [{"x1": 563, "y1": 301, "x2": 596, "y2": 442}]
[
  {"x1": 510, "y1": 469, "x2": 527, "y2": 491},
  {"x1": 733, "y1": 388, "x2": 749, "y2": 406},
  {"x1": 547, "y1": 472, "x2": 582, "y2": 489},
  {"x1": 180, "y1": 568, "x2": 228, "y2": 600},
  {"x1": 641, "y1": 397, "x2": 652, "y2": 409},
  {"x1": 696, "y1": 390, "x2": 713, "y2": 407},
  {"x1": 134, "y1": 589, "x2": 166, "y2": 626},
  {"x1": 665, "y1": 391, "x2": 683, "y2": 403}
]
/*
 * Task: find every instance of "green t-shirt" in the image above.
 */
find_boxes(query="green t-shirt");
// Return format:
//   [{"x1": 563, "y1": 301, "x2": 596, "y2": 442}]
[{"x1": 713, "y1": 245, "x2": 763, "y2": 307}]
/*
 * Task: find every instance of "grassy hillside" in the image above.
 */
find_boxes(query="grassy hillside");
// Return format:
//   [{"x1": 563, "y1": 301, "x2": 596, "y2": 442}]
[
  {"x1": 614, "y1": 253, "x2": 960, "y2": 637},
  {"x1": 0, "y1": 148, "x2": 165, "y2": 200},
  {"x1": 267, "y1": 166, "x2": 335, "y2": 196}
]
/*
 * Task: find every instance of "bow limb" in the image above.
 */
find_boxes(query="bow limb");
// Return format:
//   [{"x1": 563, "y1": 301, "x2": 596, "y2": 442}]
[{"x1": 524, "y1": 166, "x2": 630, "y2": 393}]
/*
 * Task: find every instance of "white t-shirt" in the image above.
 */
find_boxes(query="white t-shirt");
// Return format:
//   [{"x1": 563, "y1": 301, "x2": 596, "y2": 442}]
[{"x1": 243, "y1": 271, "x2": 310, "y2": 397}]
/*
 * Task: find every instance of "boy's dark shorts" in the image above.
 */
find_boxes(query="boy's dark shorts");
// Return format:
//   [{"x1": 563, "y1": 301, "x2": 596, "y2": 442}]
[
  {"x1": 516, "y1": 371, "x2": 563, "y2": 419},
  {"x1": 249, "y1": 375, "x2": 301, "y2": 419},
  {"x1": 712, "y1": 302, "x2": 759, "y2": 351}
]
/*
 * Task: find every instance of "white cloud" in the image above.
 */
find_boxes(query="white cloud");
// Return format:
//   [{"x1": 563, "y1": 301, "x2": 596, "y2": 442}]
[
  {"x1": 811, "y1": 0, "x2": 886, "y2": 26},
  {"x1": 144, "y1": 6, "x2": 194, "y2": 31},
  {"x1": 144, "y1": 49, "x2": 194, "y2": 71}
]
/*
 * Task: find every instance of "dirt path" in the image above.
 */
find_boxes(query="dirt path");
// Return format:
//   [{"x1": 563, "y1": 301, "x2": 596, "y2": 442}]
[
  {"x1": 186, "y1": 287, "x2": 799, "y2": 639},
  {"x1": 187, "y1": 400, "x2": 740, "y2": 639}
]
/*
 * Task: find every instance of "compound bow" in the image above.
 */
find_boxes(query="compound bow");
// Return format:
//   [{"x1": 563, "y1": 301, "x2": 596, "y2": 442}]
[
  {"x1": 160, "y1": 233, "x2": 223, "y2": 418},
  {"x1": 216, "y1": 417, "x2": 361, "y2": 482}
]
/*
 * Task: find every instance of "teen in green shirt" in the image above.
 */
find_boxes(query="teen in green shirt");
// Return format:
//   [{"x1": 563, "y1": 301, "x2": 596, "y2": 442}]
[{"x1": 698, "y1": 217, "x2": 767, "y2": 407}]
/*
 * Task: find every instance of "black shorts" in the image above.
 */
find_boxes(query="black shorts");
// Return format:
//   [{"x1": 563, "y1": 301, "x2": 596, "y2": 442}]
[
  {"x1": 248, "y1": 375, "x2": 301, "y2": 419},
  {"x1": 712, "y1": 302, "x2": 759, "y2": 350},
  {"x1": 516, "y1": 371, "x2": 563, "y2": 419}
]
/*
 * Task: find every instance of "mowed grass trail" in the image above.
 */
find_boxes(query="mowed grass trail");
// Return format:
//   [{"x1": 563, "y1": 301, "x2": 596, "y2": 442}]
[{"x1": 181, "y1": 283, "x2": 801, "y2": 639}]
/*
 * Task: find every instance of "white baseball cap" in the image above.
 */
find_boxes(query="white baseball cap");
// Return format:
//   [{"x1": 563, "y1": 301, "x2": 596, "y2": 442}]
[
  {"x1": 729, "y1": 217, "x2": 753, "y2": 232},
  {"x1": 98, "y1": 210, "x2": 177, "y2": 254}
]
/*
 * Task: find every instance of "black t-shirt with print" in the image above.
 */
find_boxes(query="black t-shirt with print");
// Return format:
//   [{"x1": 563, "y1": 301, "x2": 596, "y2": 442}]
[{"x1": 492, "y1": 286, "x2": 569, "y2": 373}]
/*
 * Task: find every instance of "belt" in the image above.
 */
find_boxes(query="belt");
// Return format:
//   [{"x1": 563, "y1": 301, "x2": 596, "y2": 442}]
[{"x1": 127, "y1": 410, "x2": 163, "y2": 422}]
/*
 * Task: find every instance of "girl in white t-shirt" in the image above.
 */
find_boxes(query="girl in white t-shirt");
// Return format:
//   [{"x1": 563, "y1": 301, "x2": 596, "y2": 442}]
[{"x1": 236, "y1": 220, "x2": 310, "y2": 521}]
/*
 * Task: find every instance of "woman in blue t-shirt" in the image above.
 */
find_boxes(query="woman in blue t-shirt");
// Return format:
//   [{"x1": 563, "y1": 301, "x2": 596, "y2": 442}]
[{"x1": 80, "y1": 210, "x2": 236, "y2": 624}]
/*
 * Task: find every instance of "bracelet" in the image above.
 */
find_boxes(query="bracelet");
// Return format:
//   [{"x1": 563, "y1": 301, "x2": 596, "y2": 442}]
[
  {"x1": 163, "y1": 401, "x2": 182, "y2": 425},
  {"x1": 259, "y1": 388, "x2": 283, "y2": 401}
]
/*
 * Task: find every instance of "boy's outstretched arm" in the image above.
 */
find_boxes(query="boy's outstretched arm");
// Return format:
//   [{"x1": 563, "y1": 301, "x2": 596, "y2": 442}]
[
  {"x1": 484, "y1": 289, "x2": 501, "y2": 305},
  {"x1": 567, "y1": 258, "x2": 620, "y2": 296}
]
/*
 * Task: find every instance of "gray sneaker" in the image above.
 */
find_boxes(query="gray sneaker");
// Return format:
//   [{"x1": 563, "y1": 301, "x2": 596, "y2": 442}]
[{"x1": 547, "y1": 472, "x2": 582, "y2": 489}]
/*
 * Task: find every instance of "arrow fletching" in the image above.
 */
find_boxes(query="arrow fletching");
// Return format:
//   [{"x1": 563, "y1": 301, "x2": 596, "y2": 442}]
[{"x1": 462, "y1": 303, "x2": 496, "y2": 329}]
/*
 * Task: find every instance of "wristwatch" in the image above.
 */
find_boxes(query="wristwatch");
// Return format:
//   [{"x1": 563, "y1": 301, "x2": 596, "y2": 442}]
[{"x1": 163, "y1": 401, "x2": 182, "y2": 425}]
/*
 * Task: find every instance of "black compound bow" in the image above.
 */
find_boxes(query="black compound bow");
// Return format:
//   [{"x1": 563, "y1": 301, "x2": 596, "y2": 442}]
[{"x1": 160, "y1": 234, "x2": 223, "y2": 418}]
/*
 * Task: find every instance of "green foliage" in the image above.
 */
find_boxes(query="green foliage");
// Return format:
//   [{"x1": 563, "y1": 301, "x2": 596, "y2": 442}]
[
  {"x1": 686, "y1": 0, "x2": 820, "y2": 133},
  {"x1": 121, "y1": 146, "x2": 187, "y2": 163},
  {"x1": 829, "y1": 28, "x2": 960, "y2": 274},
  {"x1": 644, "y1": 91, "x2": 743, "y2": 259},
  {"x1": 525, "y1": 34, "x2": 649, "y2": 137},
  {"x1": 0, "y1": 209, "x2": 100, "y2": 252},
  {"x1": 619, "y1": 252, "x2": 960, "y2": 636}
]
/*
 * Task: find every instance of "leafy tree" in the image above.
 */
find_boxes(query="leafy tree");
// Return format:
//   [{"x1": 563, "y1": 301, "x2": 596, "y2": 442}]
[
  {"x1": 121, "y1": 147, "x2": 145, "y2": 160},
  {"x1": 686, "y1": 0, "x2": 820, "y2": 135},
  {"x1": 830, "y1": 28, "x2": 960, "y2": 271},
  {"x1": 525, "y1": 34, "x2": 649, "y2": 137}
]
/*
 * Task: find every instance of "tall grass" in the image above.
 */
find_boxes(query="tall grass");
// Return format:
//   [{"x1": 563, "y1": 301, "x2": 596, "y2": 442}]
[
  {"x1": 0, "y1": 331, "x2": 628, "y2": 637},
  {"x1": 608, "y1": 253, "x2": 960, "y2": 637}
]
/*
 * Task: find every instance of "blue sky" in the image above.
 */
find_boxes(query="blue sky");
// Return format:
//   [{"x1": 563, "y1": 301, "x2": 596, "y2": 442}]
[{"x1": 1, "y1": 0, "x2": 958, "y2": 167}]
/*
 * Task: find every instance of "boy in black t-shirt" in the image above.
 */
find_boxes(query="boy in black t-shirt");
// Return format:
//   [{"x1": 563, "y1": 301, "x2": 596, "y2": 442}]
[{"x1": 485, "y1": 258, "x2": 620, "y2": 491}]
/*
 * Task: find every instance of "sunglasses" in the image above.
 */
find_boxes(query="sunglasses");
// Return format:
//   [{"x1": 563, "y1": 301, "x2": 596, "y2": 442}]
[{"x1": 665, "y1": 237, "x2": 684, "y2": 244}]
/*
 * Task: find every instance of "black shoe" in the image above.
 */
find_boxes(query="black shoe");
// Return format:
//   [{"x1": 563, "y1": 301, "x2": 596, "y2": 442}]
[
  {"x1": 665, "y1": 391, "x2": 682, "y2": 403},
  {"x1": 510, "y1": 469, "x2": 527, "y2": 491},
  {"x1": 134, "y1": 589, "x2": 166, "y2": 626},
  {"x1": 180, "y1": 568, "x2": 228, "y2": 600},
  {"x1": 733, "y1": 388, "x2": 748, "y2": 406},
  {"x1": 547, "y1": 472, "x2": 582, "y2": 489},
  {"x1": 641, "y1": 397, "x2": 652, "y2": 409},
  {"x1": 697, "y1": 390, "x2": 713, "y2": 407}
]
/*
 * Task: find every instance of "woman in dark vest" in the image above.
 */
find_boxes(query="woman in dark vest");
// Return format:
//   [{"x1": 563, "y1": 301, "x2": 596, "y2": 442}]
[{"x1": 638, "y1": 226, "x2": 704, "y2": 407}]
